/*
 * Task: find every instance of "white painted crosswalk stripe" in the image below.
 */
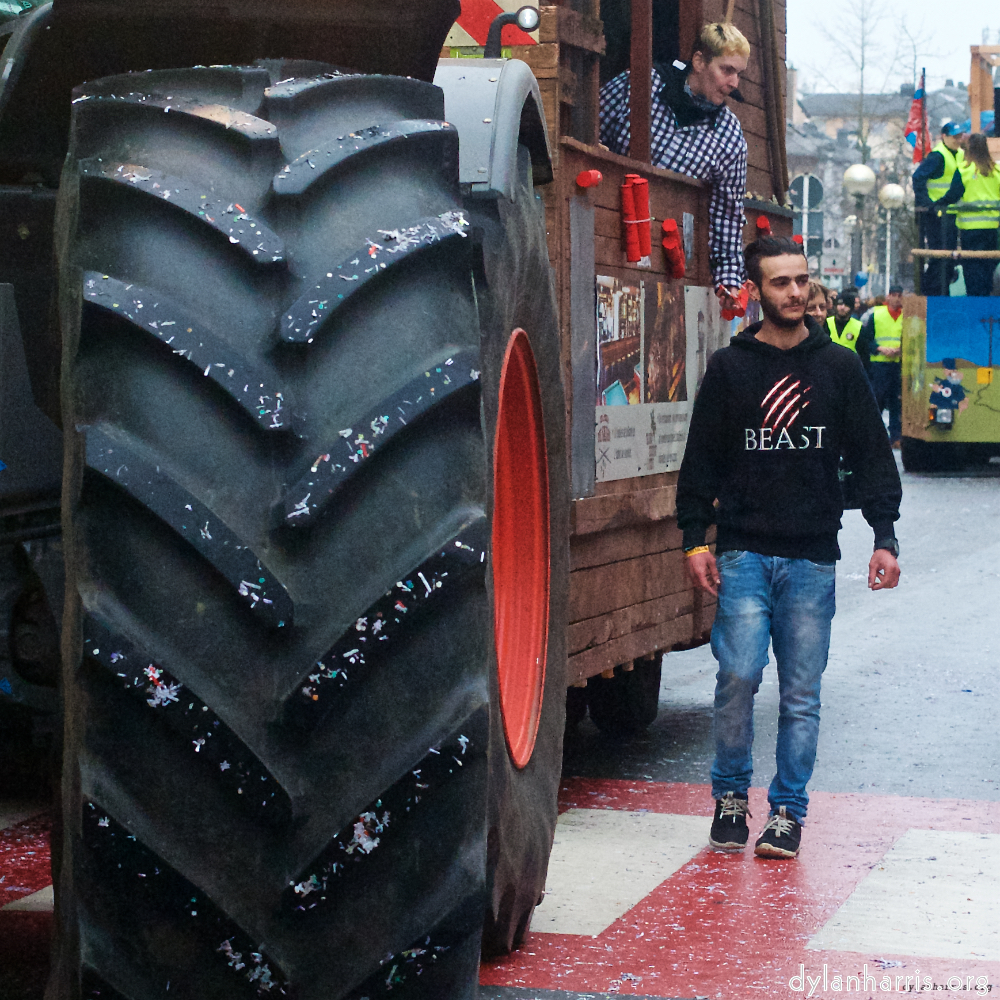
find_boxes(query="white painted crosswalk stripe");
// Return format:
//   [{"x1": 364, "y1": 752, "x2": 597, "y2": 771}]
[
  {"x1": 1, "y1": 883, "x2": 53, "y2": 912},
  {"x1": 532, "y1": 809, "x2": 706, "y2": 937},
  {"x1": 0, "y1": 803, "x2": 46, "y2": 832},
  {"x1": 807, "y1": 829, "x2": 1000, "y2": 960}
]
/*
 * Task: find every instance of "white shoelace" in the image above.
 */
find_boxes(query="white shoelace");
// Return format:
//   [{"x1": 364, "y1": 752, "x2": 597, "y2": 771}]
[
  {"x1": 762, "y1": 812, "x2": 796, "y2": 837},
  {"x1": 719, "y1": 795, "x2": 750, "y2": 819}
]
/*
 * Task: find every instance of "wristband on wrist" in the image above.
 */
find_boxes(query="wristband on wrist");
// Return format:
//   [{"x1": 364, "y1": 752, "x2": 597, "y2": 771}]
[
  {"x1": 873, "y1": 536, "x2": 900, "y2": 558},
  {"x1": 684, "y1": 545, "x2": 710, "y2": 558}
]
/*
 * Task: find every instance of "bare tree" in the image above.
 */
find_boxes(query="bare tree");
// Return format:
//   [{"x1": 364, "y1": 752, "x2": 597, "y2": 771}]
[
  {"x1": 899, "y1": 17, "x2": 942, "y2": 91},
  {"x1": 802, "y1": 0, "x2": 902, "y2": 162},
  {"x1": 796, "y1": 1, "x2": 947, "y2": 288}
]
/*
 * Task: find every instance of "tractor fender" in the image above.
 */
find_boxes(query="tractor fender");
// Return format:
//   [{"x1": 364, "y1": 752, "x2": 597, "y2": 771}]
[
  {"x1": 434, "y1": 57, "x2": 553, "y2": 199},
  {"x1": 0, "y1": 1, "x2": 52, "y2": 124}
]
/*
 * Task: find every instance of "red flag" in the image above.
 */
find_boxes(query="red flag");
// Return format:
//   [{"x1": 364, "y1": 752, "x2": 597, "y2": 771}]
[{"x1": 904, "y1": 71, "x2": 932, "y2": 163}]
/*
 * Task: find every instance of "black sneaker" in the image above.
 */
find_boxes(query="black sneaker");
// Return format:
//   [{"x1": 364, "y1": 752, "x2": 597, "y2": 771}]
[
  {"x1": 709, "y1": 792, "x2": 751, "y2": 851},
  {"x1": 754, "y1": 806, "x2": 802, "y2": 858}
]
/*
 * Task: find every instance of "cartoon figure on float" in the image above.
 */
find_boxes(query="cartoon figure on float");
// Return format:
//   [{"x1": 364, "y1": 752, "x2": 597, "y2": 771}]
[{"x1": 928, "y1": 358, "x2": 968, "y2": 429}]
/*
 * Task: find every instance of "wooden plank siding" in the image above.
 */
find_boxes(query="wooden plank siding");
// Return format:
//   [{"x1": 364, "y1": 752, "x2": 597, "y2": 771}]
[
  {"x1": 570, "y1": 548, "x2": 688, "y2": 623},
  {"x1": 569, "y1": 594, "x2": 695, "y2": 659},
  {"x1": 556, "y1": 143, "x2": 714, "y2": 678},
  {"x1": 568, "y1": 615, "x2": 696, "y2": 681},
  {"x1": 571, "y1": 518, "x2": 685, "y2": 570}
]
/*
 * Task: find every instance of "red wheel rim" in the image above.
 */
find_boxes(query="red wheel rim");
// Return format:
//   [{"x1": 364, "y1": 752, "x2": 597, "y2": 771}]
[{"x1": 493, "y1": 329, "x2": 550, "y2": 769}]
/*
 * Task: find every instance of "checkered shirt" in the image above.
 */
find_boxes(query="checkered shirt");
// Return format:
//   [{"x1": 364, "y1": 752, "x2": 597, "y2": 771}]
[{"x1": 600, "y1": 65, "x2": 748, "y2": 289}]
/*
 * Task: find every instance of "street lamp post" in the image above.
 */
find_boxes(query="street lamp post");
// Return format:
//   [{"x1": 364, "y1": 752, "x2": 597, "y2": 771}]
[
  {"x1": 843, "y1": 214, "x2": 857, "y2": 289},
  {"x1": 878, "y1": 183, "x2": 906, "y2": 294},
  {"x1": 843, "y1": 164, "x2": 876, "y2": 285}
]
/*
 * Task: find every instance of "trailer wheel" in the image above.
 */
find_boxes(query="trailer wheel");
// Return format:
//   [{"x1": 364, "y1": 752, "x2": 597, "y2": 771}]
[
  {"x1": 469, "y1": 147, "x2": 569, "y2": 957},
  {"x1": 586, "y1": 656, "x2": 663, "y2": 735},
  {"x1": 565, "y1": 685, "x2": 589, "y2": 730},
  {"x1": 55, "y1": 63, "x2": 493, "y2": 1000},
  {"x1": 900, "y1": 437, "x2": 968, "y2": 472},
  {"x1": 0, "y1": 542, "x2": 60, "y2": 713}
]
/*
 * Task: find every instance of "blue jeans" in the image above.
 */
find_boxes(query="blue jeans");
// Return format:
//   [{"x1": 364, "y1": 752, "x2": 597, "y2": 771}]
[
  {"x1": 710, "y1": 551, "x2": 836, "y2": 823},
  {"x1": 869, "y1": 362, "x2": 901, "y2": 442}
]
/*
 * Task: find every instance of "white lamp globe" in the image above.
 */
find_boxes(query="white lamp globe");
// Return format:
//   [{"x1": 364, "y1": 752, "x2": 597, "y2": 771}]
[
  {"x1": 843, "y1": 163, "x2": 877, "y2": 196},
  {"x1": 878, "y1": 183, "x2": 906, "y2": 210}
]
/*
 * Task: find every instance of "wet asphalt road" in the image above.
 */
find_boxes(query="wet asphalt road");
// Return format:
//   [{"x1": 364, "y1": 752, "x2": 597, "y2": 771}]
[{"x1": 563, "y1": 459, "x2": 1000, "y2": 803}]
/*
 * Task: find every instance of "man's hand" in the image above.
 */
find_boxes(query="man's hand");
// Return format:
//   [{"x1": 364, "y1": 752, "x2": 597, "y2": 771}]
[
  {"x1": 686, "y1": 551, "x2": 720, "y2": 596},
  {"x1": 868, "y1": 549, "x2": 900, "y2": 590},
  {"x1": 876, "y1": 345, "x2": 901, "y2": 358},
  {"x1": 716, "y1": 285, "x2": 742, "y2": 310}
]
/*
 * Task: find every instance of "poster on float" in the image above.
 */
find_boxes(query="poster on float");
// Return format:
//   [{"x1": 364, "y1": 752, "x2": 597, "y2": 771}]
[
  {"x1": 594, "y1": 281, "x2": 724, "y2": 483},
  {"x1": 901, "y1": 296, "x2": 1000, "y2": 443}
]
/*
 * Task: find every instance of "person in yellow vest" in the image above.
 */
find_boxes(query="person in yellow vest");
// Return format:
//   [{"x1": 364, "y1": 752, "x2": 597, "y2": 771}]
[
  {"x1": 939, "y1": 133, "x2": 1000, "y2": 296},
  {"x1": 912, "y1": 122, "x2": 966, "y2": 295},
  {"x1": 825, "y1": 289, "x2": 862, "y2": 353},
  {"x1": 860, "y1": 285, "x2": 903, "y2": 445}
]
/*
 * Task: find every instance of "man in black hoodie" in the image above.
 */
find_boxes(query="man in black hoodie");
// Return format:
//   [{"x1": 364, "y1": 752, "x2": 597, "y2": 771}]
[{"x1": 676, "y1": 236, "x2": 901, "y2": 859}]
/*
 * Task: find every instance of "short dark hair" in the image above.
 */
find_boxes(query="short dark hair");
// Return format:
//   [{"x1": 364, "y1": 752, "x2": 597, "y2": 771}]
[{"x1": 744, "y1": 236, "x2": 805, "y2": 287}]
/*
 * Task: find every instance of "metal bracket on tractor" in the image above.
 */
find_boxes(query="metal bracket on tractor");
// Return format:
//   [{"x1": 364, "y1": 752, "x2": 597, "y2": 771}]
[{"x1": 434, "y1": 57, "x2": 553, "y2": 199}]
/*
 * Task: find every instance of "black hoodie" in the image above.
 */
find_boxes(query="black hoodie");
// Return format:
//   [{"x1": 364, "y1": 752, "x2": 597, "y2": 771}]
[{"x1": 676, "y1": 317, "x2": 901, "y2": 562}]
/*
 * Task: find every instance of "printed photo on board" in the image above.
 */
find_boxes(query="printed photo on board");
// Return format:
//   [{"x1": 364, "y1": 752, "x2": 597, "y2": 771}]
[
  {"x1": 645, "y1": 282, "x2": 687, "y2": 403},
  {"x1": 596, "y1": 275, "x2": 643, "y2": 406}
]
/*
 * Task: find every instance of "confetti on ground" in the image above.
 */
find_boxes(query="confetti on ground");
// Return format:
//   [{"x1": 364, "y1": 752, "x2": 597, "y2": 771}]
[{"x1": 0, "y1": 814, "x2": 52, "y2": 910}]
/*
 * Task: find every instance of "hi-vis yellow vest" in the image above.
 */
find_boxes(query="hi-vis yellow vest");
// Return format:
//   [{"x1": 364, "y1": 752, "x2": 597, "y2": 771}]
[
  {"x1": 927, "y1": 142, "x2": 964, "y2": 203},
  {"x1": 870, "y1": 305, "x2": 902, "y2": 363},
  {"x1": 955, "y1": 160, "x2": 1000, "y2": 230},
  {"x1": 826, "y1": 315, "x2": 861, "y2": 352}
]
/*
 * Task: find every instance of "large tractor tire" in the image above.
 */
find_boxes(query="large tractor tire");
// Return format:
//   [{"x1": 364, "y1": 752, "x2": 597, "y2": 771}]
[
  {"x1": 468, "y1": 147, "x2": 569, "y2": 956},
  {"x1": 54, "y1": 63, "x2": 495, "y2": 1000}
]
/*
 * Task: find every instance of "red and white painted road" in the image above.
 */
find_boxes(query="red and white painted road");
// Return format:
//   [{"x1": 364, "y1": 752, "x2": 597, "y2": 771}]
[
  {"x1": 479, "y1": 478, "x2": 1000, "y2": 999},
  {"x1": 3, "y1": 475, "x2": 1000, "y2": 999},
  {"x1": 4, "y1": 781, "x2": 998, "y2": 1000},
  {"x1": 480, "y1": 779, "x2": 1000, "y2": 998},
  {"x1": 0, "y1": 805, "x2": 53, "y2": 1000}
]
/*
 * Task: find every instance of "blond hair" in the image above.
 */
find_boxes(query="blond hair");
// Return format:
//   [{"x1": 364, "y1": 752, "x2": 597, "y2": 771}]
[
  {"x1": 694, "y1": 22, "x2": 750, "y2": 61},
  {"x1": 807, "y1": 281, "x2": 827, "y2": 303}
]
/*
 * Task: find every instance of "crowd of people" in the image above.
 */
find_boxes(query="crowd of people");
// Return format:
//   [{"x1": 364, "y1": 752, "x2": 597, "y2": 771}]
[
  {"x1": 914, "y1": 123, "x2": 1000, "y2": 296},
  {"x1": 804, "y1": 281, "x2": 904, "y2": 445}
]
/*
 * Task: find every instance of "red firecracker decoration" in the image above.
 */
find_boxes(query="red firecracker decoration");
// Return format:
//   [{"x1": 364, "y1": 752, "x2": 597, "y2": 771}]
[
  {"x1": 720, "y1": 284, "x2": 750, "y2": 321},
  {"x1": 621, "y1": 174, "x2": 651, "y2": 261},
  {"x1": 661, "y1": 218, "x2": 686, "y2": 278},
  {"x1": 755, "y1": 215, "x2": 772, "y2": 235}
]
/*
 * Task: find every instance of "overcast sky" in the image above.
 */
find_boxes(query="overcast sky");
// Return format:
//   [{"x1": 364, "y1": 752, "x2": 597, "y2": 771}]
[{"x1": 787, "y1": 0, "x2": 999, "y2": 95}]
